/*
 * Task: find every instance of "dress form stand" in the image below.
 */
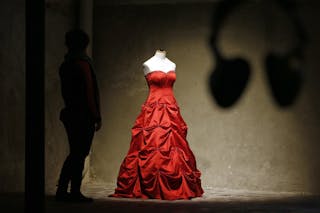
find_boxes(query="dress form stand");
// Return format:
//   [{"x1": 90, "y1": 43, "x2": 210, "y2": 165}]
[{"x1": 143, "y1": 49, "x2": 176, "y2": 76}]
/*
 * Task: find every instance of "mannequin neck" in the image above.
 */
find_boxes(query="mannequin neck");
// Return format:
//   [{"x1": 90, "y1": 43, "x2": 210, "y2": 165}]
[{"x1": 154, "y1": 50, "x2": 166, "y2": 59}]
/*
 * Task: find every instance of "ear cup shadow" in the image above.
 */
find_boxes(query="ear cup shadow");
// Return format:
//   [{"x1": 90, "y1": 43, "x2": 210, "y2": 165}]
[
  {"x1": 209, "y1": 57, "x2": 250, "y2": 108},
  {"x1": 265, "y1": 53, "x2": 303, "y2": 107},
  {"x1": 209, "y1": 0, "x2": 306, "y2": 108}
]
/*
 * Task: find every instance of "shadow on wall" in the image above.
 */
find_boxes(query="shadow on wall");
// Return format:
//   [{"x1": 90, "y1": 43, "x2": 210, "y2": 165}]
[{"x1": 208, "y1": 0, "x2": 307, "y2": 108}]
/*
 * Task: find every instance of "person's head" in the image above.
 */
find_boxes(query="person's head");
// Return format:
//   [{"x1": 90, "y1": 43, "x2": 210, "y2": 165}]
[{"x1": 65, "y1": 29, "x2": 89, "y2": 52}]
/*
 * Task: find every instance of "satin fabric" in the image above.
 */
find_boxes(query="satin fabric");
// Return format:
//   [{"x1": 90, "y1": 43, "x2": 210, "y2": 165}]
[{"x1": 110, "y1": 71, "x2": 203, "y2": 200}]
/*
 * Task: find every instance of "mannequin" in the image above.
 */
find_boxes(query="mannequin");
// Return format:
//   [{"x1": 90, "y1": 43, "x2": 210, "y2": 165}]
[
  {"x1": 110, "y1": 48, "x2": 203, "y2": 200},
  {"x1": 143, "y1": 49, "x2": 176, "y2": 75}
]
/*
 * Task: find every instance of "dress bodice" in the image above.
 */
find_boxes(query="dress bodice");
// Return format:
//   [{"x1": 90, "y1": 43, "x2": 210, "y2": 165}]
[{"x1": 144, "y1": 71, "x2": 176, "y2": 104}]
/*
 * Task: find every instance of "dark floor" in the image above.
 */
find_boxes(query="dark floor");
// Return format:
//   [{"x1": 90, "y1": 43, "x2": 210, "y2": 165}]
[{"x1": 2, "y1": 183, "x2": 320, "y2": 213}]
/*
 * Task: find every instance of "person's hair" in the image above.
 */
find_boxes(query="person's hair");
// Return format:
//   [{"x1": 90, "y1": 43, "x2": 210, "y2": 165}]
[{"x1": 65, "y1": 29, "x2": 89, "y2": 51}]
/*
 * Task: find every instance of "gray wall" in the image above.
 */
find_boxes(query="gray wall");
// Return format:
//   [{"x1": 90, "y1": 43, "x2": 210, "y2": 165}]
[
  {"x1": 0, "y1": 0, "x2": 25, "y2": 193},
  {"x1": 91, "y1": 1, "x2": 320, "y2": 194}
]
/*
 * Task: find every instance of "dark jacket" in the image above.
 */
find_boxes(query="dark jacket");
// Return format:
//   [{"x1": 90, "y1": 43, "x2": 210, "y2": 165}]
[{"x1": 59, "y1": 55, "x2": 101, "y2": 123}]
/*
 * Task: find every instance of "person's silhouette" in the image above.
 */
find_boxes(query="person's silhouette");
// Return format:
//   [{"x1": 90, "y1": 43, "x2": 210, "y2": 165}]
[{"x1": 56, "y1": 29, "x2": 101, "y2": 202}]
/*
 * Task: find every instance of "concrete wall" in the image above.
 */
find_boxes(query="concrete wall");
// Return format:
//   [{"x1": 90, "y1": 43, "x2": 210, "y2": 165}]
[
  {"x1": 91, "y1": 1, "x2": 320, "y2": 194},
  {"x1": 0, "y1": 0, "x2": 25, "y2": 193}
]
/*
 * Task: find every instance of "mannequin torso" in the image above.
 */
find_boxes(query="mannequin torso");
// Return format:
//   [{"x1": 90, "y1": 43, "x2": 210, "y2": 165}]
[{"x1": 143, "y1": 50, "x2": 176, "y2": 76}]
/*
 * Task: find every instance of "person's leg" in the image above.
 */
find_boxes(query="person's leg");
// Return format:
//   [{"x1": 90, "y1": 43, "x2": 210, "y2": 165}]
[
  {"x1": 69, "y1": 121, "x2": 95, "y2": 201},
  {"x1": 56, "y1": 119, "x2": 78, "y2": 200},
  {"x1": 56, "y1": 155, "x2": 72, "y2": 194}
]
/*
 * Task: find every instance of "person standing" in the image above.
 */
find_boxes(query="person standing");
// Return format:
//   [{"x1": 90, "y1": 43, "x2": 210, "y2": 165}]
[{"x1": 56, "y1": 29, "x2": 101, "y2": 202}]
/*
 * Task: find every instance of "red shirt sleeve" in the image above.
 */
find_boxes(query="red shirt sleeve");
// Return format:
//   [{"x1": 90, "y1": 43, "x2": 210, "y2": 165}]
[{"x1": 76, "y1": 60, "x2": 100, "y2": 121}]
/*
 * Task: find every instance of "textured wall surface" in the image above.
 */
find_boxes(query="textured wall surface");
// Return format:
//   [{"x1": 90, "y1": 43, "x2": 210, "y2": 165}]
[
  {"x1": 91, "y1": 1, "x2": 320, "y2": 194},
  {"x1": 0, "y1": 0, "x2": 25, "y2": 193}
]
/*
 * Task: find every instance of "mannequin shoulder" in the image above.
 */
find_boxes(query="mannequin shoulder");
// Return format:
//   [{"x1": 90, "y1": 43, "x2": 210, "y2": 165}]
[
  {"x1": 142, "y1": 57, "x2": 159, "y2": 74},
  {"x1": 143, "y1": 57, "x2": 155, "y2": 67},
  {"x1": 142, "y1": 63, "x2": 151, "y2": 75},
  {"x1": 165, "y1": 58, "x2": 176, "y2": 70}
]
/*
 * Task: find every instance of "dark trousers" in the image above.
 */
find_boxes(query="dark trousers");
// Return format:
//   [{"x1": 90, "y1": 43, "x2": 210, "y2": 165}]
[{"x1": 57, "y1": 114, "x2": 95, "y2": 193}]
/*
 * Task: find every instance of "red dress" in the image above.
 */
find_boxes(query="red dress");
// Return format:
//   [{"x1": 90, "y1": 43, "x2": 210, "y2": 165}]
[{"x1": 110, "y1": 70, "x2": 203, "y2": 200}]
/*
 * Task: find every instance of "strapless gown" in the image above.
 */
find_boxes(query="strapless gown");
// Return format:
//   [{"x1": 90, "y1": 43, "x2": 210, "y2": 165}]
[{"x1": 110, "y1": 70, "x2": 203, "y2": 200}]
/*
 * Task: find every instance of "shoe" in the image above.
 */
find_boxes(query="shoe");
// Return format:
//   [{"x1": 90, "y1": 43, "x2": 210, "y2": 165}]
[
  {"x1": 69, "y1": 192, "x2": 93, "y2": 203},
  {"x1": 55, "y1": 191, "x2": 71, "y2": 202}
]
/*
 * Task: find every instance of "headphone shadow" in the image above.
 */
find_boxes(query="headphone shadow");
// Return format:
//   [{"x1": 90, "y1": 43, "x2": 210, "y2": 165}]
[{"x1": 208, "y1": 0, "x2": 307, "y2": 109}]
